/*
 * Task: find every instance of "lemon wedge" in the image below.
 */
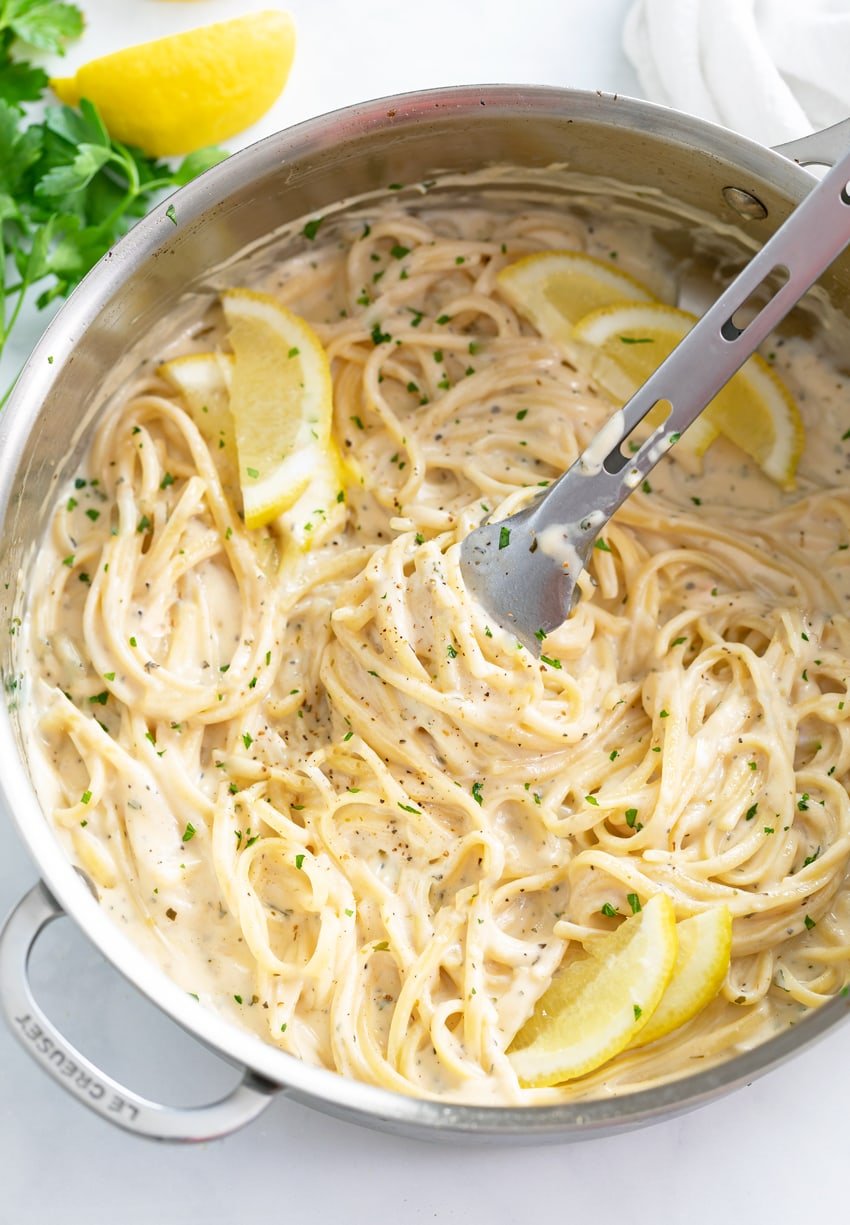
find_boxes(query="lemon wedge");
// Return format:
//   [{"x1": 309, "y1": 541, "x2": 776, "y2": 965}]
[
  {"x1": 158, "y1": 350, "x2": 234, "y2": 452},
  {"x1": 158, "y1": 351, "x2": 240, "y2": 502},
  {"x1": 496, "y1": 251, "x2": 656, "y2": 361},
  {"x1": 573, "y1": 302, "x2": 804, "y2": 486},
  {"x1": 221, "y1": 289, "x2": 334, "y2": 531},
  {"x1": 281, "y1": 441, "x2": 347, "y2": 550},
  {"x1": 630, "y1": 906, "x2": 732, "y2": 1049},
  {"x1": 160, "y1": 339, "x2": 344, "y2": 548},
  {"x1": 51, "y1": 11, "x2": 295, "y2": 157},
  {"x1": 508, "y1": 893, "x2": 678, "y2": 1088}
]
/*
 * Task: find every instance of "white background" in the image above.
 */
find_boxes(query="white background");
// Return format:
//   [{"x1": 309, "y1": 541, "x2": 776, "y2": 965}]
[{"x1": 0, "y1": 1, "x2": 845, "y2": 1222}]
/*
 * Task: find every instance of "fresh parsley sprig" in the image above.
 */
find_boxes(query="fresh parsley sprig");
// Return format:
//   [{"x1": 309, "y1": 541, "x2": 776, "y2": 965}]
[
  {"x1": 0, "y1": 0, "x2": 228, "y2": 394},
  {"x1": 0, "y1": 0, "x2": 83, "y2": 110}
]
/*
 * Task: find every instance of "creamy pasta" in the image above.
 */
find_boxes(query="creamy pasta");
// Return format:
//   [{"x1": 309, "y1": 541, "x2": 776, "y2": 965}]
[{"x1": 23, "y1": 193, "x2": 850, "y2": 1105}]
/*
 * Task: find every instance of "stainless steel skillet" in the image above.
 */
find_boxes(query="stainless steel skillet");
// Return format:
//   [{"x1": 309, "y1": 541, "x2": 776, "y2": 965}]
[{"x1": 0, "y1": 88, "x2": 849, "y2": 1143}]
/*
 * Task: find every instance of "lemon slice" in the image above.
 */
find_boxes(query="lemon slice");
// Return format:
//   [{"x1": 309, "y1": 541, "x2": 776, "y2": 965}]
[
  {"x1": 630, "y1": 906, "x2": 732, "y2": 1049},
  {"x1": 573, "y1": 302, "x2": 804, "y2": 486},
  {"x1": 51, "y1": 11, "x2": 296, "y2": 156},
  {"x1": 281, "y1": 441, "x2": 347, "y2": 550},
  {"x1": 508, "y1": 893, "x2": 678, "y2": 1088},
  {"x1": 158, "y1": 351, "x2": 240, "y2": 503},
  {"x1": 222, "y1": 289, "x2": 334, "y2": 531},
  {"x1": 497, "y1": 251, "x2": 656, "y2": 361},
  {"x1": 158, "y1": 351, "x2": 234, "y2": 453}
]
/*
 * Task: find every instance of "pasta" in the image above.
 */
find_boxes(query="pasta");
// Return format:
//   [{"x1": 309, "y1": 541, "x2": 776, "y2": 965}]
[{"x1": 23, "y1": 193, "x2": 850, "y2": 1105}]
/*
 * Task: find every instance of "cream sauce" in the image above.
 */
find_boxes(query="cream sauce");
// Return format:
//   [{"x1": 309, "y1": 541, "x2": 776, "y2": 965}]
[{"x1": 21, "y1": 191, "x2": 850, "y2": 1105}]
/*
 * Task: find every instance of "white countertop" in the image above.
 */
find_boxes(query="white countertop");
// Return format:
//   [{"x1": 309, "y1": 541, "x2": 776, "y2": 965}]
[{"x1": 0, "y1": 2, "x2": 845, "y2": 1221}]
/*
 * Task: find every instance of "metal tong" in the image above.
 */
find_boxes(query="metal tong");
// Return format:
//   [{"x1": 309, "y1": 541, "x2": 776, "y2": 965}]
[{"x1": 460, "y1": 146, "x2": 850, "y2": 653}]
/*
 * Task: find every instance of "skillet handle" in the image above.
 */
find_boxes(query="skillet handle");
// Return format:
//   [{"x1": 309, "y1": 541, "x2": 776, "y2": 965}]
[
  {"x1": 773, "y1": 117, "x2": 850, "y2": 167},
  {"x1": 0, "y1": 881, "x2": 278, "y2": 1142}
]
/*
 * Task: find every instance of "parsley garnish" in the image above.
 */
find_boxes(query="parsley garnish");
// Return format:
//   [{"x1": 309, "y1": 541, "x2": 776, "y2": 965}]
[
  {"x1": 540, "y1": 655, "x2": 562, "y2": 669},
  {"x1": 0, "y1": 53, "x2": 227, "y2": 385},
  {"x1": 601, "y1": 902, "x2": 619, "y2": 918},
  {"x1": 471, "y1": 781, "x2": 484, "y2": 806},
  {"x1": 370, "y1": 322, "x2": 391, "y2": 345},
  {"x1": 804, "y1": 914, "x2": 816, "y2": 930},
  {"x1": 620, "y1": 336, "x2": 653, "y2": 345},
  {"x1": 303, "y1": 218, "x2": 323, "y2": 241},
  {"x1": 181, "y1": 822, "x2": 196, "y2": 842},
  {"x1": 295, "y1": 853, "x2": 305, "y2": 869},
  {"x1": 595, "y1": 539, "x2": 612, "y2": 552},
  {"x1": 498, "y1": 526, "x2": 510, "y2": 549}
]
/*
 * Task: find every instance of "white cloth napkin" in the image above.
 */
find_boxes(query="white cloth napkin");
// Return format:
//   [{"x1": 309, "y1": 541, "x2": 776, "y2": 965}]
[{"x1": 623, "y1": 0, "x2": 850, "y2": 146}]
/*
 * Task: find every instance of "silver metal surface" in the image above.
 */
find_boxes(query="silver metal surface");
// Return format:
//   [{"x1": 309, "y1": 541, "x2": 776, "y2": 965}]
[
  {"x1": 773, "y1": 116, "x2": 850, "y2": 167},
  {"x1": 721, "y1": 186, "x2": 768, "y2": 219},
  {"x1": 461, "y1": 143, "x2": 850, "y2": 652},
  {"x1": 0, "y1": 882, "x2": 278, "y2": 1141},
  {"x1": 0, "y1": 86, "x2": 849, "y2": 1142}
]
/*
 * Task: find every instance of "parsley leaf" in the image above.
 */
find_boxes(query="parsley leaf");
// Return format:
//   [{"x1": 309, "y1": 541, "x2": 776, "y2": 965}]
[
  {"x1": 1, "y1": 0, "x2": 84, "y2": 55},
  {"x1": 0, "y1": 39, "x2": 228, "y2": 390}
]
